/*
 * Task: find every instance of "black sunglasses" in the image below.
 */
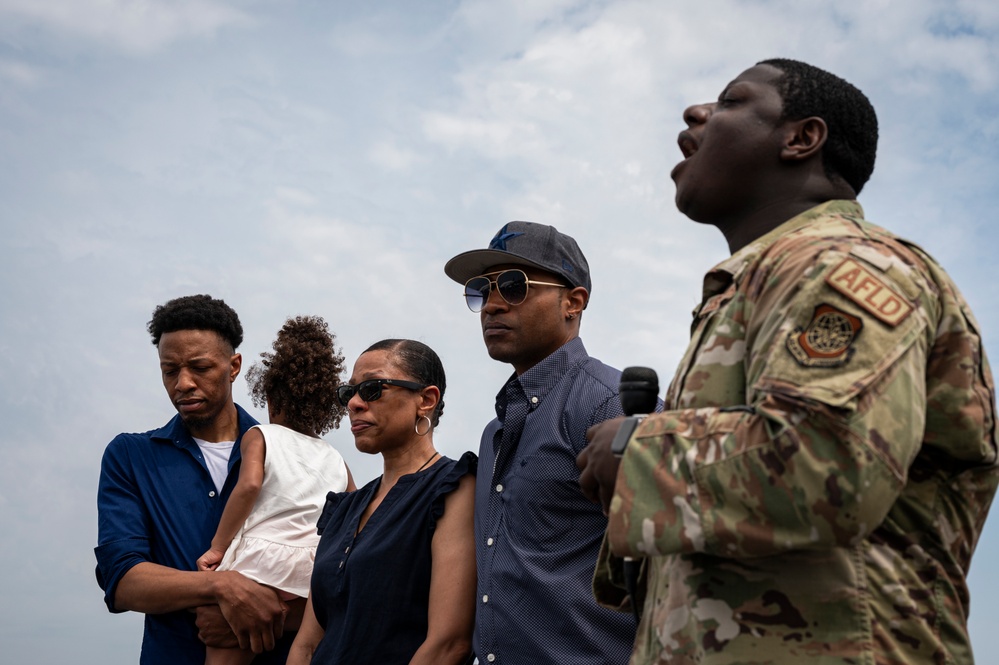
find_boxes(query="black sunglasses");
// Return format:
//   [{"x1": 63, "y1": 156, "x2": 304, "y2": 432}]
[
  {"x1": 463, "y1": 269, "x2": 565, "y2": 313},
  {"x1": 336, "y1": 379, "x2": 428, "y2": 407}
]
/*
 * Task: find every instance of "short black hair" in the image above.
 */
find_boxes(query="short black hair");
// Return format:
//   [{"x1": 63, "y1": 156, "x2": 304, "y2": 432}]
[
  {"x1": 245, "y1": 316, "x2": 347, "y2": 436},
  {"x1": 758, "y1": 58, "x2": 878, "y2": 195},
  {"x1": 364, "y1": 339, "x2": 447, "y2": 427},
  {"x1": 147, "y1": 294, "x2": 243, "y2": 349}
]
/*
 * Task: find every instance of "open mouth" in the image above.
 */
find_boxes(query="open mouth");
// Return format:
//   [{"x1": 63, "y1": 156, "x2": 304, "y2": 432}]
[{"x1": 677, "y1": 131, "x2": 698, "y2": 158}]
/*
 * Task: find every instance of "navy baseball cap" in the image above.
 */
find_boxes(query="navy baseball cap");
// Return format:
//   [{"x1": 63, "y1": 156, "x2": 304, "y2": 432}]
[{"x1": 444, "y1": 222, "x2": 592, "y2": 296}]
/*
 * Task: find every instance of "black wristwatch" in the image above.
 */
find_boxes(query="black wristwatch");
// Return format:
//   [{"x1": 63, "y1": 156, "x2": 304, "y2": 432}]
[{"x1": 611, "y1": 417, "x2": 643, "y2": 457}]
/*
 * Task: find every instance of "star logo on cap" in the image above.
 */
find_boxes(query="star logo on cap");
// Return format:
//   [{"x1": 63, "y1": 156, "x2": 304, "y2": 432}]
[{"x1": 489, "y1": 224, "x2": 523, "y2": 251}]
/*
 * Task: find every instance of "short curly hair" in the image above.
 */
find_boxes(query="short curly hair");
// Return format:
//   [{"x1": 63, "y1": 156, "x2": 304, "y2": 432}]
[
  {"x1": 363, "y1": 339, "x2": 446, "y2": 427},
  {"x1": 148, "y1": 294, "x2": 243, "y2": 349},
  {"x1": 245, "y1": 316, "x2": 347, "y2": 436},
  {"x1": 758, "y1": 58, "x2": 878, "y2": 195}
]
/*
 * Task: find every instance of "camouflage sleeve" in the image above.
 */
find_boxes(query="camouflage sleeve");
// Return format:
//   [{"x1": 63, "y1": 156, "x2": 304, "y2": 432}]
[{"x1": 607, "y1": 241, "x2": 938, "y2": 559}]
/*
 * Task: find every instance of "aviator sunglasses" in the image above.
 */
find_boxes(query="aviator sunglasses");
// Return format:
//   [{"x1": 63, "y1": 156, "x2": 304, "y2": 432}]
[
  {"x1": 336, "y1": 379, "x2": 428, "y2": 407},
  {"x1": 463, "y1": 269, "x2": 566, "y2": 313}
]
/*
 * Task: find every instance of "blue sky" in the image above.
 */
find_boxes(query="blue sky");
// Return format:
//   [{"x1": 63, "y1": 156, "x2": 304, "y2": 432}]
[{"x1": 0, "y1": 1, "x2": 996, "y2": 662}]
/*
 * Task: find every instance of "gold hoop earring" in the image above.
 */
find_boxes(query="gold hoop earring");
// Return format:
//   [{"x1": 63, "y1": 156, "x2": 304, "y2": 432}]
[{"x1": 415, "y1": 415, "x2": 432, "y2": 437}]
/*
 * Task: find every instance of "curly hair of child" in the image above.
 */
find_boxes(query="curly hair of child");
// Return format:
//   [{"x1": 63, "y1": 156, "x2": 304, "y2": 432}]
[{"x1": 245, "y1": 315, "x2": 347, "y2": 436}]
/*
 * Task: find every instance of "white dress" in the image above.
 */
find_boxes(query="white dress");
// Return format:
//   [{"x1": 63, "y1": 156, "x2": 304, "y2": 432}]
[{"x1": 217, "y1": 423, "x2": 349, "y2": 598}]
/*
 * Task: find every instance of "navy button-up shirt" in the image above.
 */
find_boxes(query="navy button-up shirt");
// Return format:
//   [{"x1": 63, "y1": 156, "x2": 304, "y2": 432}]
[
  {"x1": 95, "y1": 405, "x2": 295, "y2": 665},
  {"x1": 474, "y1": 338, "x2": 635, "y2": 664}
]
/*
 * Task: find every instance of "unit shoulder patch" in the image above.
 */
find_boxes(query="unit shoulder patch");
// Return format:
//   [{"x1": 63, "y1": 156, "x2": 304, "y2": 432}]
[
  {"x1": 786, "y1": 304, "x2": 863, "y2": 368},
  {"x1": 825, "y1": 258, "x2": 913, "y2": 326}
]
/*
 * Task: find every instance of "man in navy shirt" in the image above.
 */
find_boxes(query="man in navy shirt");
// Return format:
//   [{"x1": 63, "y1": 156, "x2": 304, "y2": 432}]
[
  {"x1": 445, "y1": 223, "x2": 635, "y2": 664},
  {"x1": 95, "y1": 294, "x2": 297, "y2": 664}
]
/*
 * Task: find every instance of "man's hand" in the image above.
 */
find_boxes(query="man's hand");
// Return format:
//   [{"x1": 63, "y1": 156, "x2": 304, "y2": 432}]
[
  {"x1": 214, "y1": 571, "x2": 288, "y2": 653},
  {"x1": 194, "y1": 604, "x2": 239, "y2": 648},
  {"x1": 577, "y1": 417, "x2": 627, "y2": 514},
  {"x1": 195, "y1": 597, "x2": 301, "y2": 648}
]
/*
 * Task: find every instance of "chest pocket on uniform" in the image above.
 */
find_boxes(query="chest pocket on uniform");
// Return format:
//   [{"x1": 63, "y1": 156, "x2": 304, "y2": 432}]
[{"x1": 758, "y1": 252, "x2": 929, "y2": 409}]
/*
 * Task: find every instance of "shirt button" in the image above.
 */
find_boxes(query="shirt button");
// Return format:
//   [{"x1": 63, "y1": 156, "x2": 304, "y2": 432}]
[
  {"x1": 495, "y1": 484, "x2": 503, "y2": 493},
  {"x1": 482, "y1": 594, "x2": 489, "y2": 603},
  {"x1": 531, "y1": 396, "x2": 539, "y2": 404},
  {"x1": 345, "y1": 546, "x2": 350, "y2": 554},
  {"x1": 339, "y1": 561, "x2": 344, "y2": 569},
  {"x1": 486, "y1": 537, "x2": 494, "y2": 546},
  {"x1": 208, "y1": 491, "x2": 216, "y2": 498},
  {"x1": 487, "y1": 655, "x2": 496, "y2": 662}
]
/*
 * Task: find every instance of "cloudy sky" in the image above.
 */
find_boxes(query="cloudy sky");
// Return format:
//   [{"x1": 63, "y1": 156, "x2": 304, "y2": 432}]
[{"x1": 1, "y1": 0, "x2": 996, "y2": 662}]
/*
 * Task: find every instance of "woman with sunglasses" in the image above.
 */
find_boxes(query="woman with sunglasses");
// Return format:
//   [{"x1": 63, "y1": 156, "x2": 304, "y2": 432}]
[{"x1": 288, "y1": 339, "x2": 477, "y2": 665}]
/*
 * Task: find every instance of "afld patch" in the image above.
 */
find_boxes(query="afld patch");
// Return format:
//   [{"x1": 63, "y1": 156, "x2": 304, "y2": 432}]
[
  {"x1": 825, "y1": 258, "x2": 913, "y2": 326},
  {"x1": 786, "y1": 304, "x2": 864, "y2": 367}
]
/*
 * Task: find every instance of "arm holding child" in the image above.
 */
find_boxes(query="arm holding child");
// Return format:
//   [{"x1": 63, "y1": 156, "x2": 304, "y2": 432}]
[{"x1": 197, "y1": 427, "x2": 266, "y2": 571}]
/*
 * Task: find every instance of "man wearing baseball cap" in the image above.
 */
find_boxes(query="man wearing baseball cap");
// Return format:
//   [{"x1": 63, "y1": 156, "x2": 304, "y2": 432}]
[{"x1": 445, "y1": 222, "x2": 636, "y2": 664}]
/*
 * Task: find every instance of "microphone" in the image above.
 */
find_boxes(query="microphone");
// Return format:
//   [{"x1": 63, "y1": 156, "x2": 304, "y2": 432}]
[{"x1": 613, "y1": 366, "x2": 659, "y2": 625}]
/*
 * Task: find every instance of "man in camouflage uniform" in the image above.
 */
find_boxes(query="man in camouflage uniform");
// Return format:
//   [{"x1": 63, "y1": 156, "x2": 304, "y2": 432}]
[{"x1": 577, "y1": 58, "x2": 998, "y2": 664}]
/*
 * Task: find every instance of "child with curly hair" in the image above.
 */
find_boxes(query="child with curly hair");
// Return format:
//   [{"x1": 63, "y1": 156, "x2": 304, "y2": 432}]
[{"x1": 196, "y1": 315, "x2": 356, "y2": 665}]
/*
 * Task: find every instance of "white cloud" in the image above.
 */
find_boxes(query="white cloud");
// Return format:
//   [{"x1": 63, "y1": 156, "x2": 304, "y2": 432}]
[
  {"x1": 0, "y1": 57, "x2": 43, "y2": 85},
  {"x1": 423, "y1": 112, "x2": 543, "y2": 158},
  {"x1": 273, "y1": 185, "x2": 317, "y2": 207},
  {"x1": 368, "y1": 139, "x2": 424, "y2": 171},
  {"x1": 0, "y1": 0, "x2": 250, "y2": 54}
]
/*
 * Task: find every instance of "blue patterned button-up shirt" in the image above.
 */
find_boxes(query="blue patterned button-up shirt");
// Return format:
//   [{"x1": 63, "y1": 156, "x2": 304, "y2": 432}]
[{"x1": 473, "y1": 337, "x2": 635, "y2": 664}]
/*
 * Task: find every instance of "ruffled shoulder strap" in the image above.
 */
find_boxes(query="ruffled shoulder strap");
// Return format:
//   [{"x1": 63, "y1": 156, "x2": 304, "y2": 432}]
[
  {"x1": 429, "y1": 451, "x2": 478, "y2": 529},
  {"x1": 317, "y1": 475, "x2": 381, "y2": 535},
  {"x1": 317, "y1": 490, "x2": 347, "y2": 536}
]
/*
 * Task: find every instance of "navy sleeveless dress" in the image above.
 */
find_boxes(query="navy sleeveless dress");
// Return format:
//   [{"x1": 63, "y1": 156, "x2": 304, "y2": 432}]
[{"x1": 309, "y1": 452, "x2": 477, "y2": 663}]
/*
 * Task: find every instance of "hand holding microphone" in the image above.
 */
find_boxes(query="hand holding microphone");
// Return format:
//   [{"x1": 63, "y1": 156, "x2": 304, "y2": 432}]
[
  {"x1": 577, "y1": 367, "x2": 659, "y2": 624},
  {"x1": 610, "y1": 367, "x2": 659, "y2": 624},
  {"x1": 577, "y1": 366, "x2": 660, "y2": 513}
]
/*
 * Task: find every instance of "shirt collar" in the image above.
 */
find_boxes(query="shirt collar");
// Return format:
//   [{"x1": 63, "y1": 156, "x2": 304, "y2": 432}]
[
  {"x1": 494, "y1": 337, "x2": 589, "y2": 418},
  {"x1": 149, "y1": 403, "x2": 257, "y2": 449},
  {"x1": 701, "y1": 200, "x2": 864, "y2": 299}
]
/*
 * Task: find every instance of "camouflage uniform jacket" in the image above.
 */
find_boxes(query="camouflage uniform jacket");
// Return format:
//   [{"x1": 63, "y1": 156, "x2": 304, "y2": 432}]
[{"x1": 595, "y1": 200, "x2": 998, "y2": 664}]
